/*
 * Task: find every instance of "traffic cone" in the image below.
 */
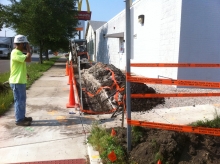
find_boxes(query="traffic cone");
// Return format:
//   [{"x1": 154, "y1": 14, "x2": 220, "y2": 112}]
[
  {"x1": 71, "y1": 63, "x2": 75, "y2": 85},
  {"x1": 67, "y1": 65, "x2": 72, "y2": 85},
  {"x1": 157, "y1": 159, "x2": 162, "y2": 164},
  {"x1": 66, "y1": 73, "x2": 76, "y2": 108},
  {"x1": 111, "y1": 128, "x2": 116, "y2": 136},
  {"x1": 65, "y1": 61, "x2": 69, "y2": 76}
]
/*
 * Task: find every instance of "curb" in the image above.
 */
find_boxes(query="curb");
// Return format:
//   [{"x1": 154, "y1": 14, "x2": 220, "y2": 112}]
[{"x1": 87, "y1": 142, "x2": 102, "y2": 164}]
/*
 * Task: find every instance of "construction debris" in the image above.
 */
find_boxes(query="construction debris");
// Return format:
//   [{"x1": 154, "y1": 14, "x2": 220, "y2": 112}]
[{"x1": 80, "y1": 62, "x2": 165, "y2": 113}]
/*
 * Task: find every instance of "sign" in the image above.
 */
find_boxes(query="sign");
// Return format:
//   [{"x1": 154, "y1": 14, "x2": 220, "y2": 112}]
[
  {"x1": 75, "y1": 20, "x2": 85, "y2": 31},
  {"x1": 76, "y1": 11, "x2": 91, "y2": 20},
  {"x1": 77, "y1": 0, "x2": 91, "y2": 20}
]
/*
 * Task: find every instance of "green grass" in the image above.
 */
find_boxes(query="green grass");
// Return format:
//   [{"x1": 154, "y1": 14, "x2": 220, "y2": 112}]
[
  {"x1": 189, "y1": 109, "x2": 220, "y2": 128},
  {"x1": 0, "y1": 57, "x2": 59, "y2": 115},
  {"x1": 87, "y1": 122, "x2": 127, "y2": 164},
  {"x1": 131, "y1": 126, "x2": 144, "y2": 144}
]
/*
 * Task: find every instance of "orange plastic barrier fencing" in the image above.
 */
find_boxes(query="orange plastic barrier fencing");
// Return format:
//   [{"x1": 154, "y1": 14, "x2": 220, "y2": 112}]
[
  {"x1": 74, "y1": 67, "x2": 124, "y2": 114},
  {"x1": 127, "y1": 119, "x2": 220, "y2": 136},
  {"x1": 127, "y1": 76, "x2": 220, "y2": 88},
  {"x1": 126, "y1": 62, "x2": 220, "y2": 137},
  {"x1": 130, "y1": 63, "x2": 220, "y2": 67},
  {"x1": 131, "y1": 92, "x2": 220, "y2": 98}
]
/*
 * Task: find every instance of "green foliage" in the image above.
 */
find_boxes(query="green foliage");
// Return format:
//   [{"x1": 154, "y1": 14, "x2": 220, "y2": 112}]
[
  {"x1": 87, "y1": 122, "x2": 127, "y2": 164},
  {"x1": 154, "y1": 152, "x2": 164, "y2": 163},
  {"x1": 26, "y1": 57, "x2": 58, "y2": 89},
  {"x1": 0, "y1": 57, "x2": 59, "y2": 115},
  {"x1": 151, "y1": 139, "x2": 159, "y2": 150},
  {"x1": 189, "y1": 109, "x2": 220, "y2": 128},
  {"x1": 0, "y1": 72, "x2": 12, "y2": 115},
  {"x1": 131, "y1": 126, "x2": 144, "y2": 143},
  {"x1": 1, "y1": 0, "x2": 78, "y2": 63}
]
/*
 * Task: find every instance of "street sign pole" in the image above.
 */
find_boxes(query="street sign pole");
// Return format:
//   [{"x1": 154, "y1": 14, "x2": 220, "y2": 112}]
[{"x1": 125, "y1": 0, "x2": 132, "y2": 152}]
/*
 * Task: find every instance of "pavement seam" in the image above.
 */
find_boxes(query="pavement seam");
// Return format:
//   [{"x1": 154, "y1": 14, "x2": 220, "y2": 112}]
[{"x1": 0, "y1": 136, "x2": 84, "y2": 149}]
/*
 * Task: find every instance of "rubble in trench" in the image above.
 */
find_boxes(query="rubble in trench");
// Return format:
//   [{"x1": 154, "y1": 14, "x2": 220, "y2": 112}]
[{"x1": 80, "y1": 62, "x2": 165, "y2": 113}]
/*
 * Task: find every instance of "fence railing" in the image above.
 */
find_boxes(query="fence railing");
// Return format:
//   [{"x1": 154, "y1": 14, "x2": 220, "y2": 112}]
[{"x1": 126, "y1": 62, "x2": 220, "y2": 136}]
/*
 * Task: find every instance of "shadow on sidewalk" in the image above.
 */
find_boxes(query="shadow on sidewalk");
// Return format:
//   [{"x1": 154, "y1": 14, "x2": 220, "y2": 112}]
[{"x1": 31, "y1": 119, "x2": 81, "y2": 126}]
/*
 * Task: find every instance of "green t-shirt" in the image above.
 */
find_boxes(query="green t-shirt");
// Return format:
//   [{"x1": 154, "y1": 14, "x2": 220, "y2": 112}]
[{"x1": 9, "y1": 49, "x2": 27, "y2": 84}]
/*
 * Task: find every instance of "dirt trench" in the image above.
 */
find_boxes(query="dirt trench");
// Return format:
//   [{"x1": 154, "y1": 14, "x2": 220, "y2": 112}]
[
  {"x1": 114, "y1": 127, "x2": 220, "y2": 164},
  {"x1": 74, "y1": 62, "x2": 220, "y2": 164},
  {"x1": 78, "y1": 62, "x2": 165, "y2": 113}
]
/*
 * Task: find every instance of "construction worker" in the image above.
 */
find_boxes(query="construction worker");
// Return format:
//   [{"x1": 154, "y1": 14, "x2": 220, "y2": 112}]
[{"x1": 9, "y1": 34, "x2": 32, "y2": 126}]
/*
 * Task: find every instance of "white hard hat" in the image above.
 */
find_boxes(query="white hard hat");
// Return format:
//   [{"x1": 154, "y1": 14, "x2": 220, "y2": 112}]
[{"x1": 14, "y1": 34, "x2": 29, "y2": 43}]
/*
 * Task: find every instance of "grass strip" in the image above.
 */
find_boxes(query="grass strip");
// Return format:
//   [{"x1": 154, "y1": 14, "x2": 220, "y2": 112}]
[
  {"x1": 87, "y1": 122, "x2": 127, "y2": 164},
  {"x1": 0, "y1": 57, "x2": 59, "y2": 115},
  {"x1": 190, "y1": 109, "x2": 220, "y2": 128}
]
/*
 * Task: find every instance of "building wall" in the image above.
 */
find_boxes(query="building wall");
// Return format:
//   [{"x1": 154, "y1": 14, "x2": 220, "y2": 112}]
[
  {"x1": 131, "y1": 0, "x2": 182, "y2": 79},
  {"x1": 96, "y1": 10, "x2": 125, "y2": 68},
  {"x1": 95, "y1": 0, "x2": 220, "y2": 84},
  {"x1": 96, "y1": 0, "x2": 182, "y2": 78},
  {"x1": 178, "y1": 0, "x2": 220, "y2": 82},
  {"x1": 86, "y1": 25, "x2": 95, "y2": 61}
]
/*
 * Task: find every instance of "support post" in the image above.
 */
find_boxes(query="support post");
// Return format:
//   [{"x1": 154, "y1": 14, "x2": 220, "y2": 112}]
[{"x1": 125, "y1": 0, "x2": 132, "y2": 152}]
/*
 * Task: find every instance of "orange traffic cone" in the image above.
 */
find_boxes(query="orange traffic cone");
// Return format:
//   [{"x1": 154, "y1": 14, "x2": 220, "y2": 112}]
[
  {"x1": 157, "y1": 159, "x2": 162, "y2": 164},
  {"x1": 66, "y1": 74, "x2": 76, "y2": 108},
  {"x1": 67, "y1": 65, "x2": 72, "y2": 85},
  {"x1": 65, "y1": 61, "x2": 69, "y2": 76},
  {"x1": 111, "y1": 128, "x2": 116, "y2": 136},
  {"x1": 71, "y1": 63, "x2": 75, "y2": 85}
]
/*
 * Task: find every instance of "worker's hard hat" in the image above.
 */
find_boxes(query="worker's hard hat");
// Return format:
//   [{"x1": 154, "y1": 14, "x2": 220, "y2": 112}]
[{"x1": 14, "y1": 34, "x2": 29, "y2": 43}]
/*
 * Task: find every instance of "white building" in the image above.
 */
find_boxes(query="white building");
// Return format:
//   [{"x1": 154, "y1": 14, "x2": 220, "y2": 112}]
[
  {"x1": 86, "y1": 0, "x2": 220, "y2": 84},
  {"x1": 85, "y1": 21, "x2": 106, "y2": 61}
]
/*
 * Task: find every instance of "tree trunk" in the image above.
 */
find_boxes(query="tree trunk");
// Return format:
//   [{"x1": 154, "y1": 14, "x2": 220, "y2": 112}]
[
  {"x1": 45, "y1": 49, "x2": 49, "y2": 61},
  {"x1": 39, "y1": 41, "x2": 43, "y2": 64}
]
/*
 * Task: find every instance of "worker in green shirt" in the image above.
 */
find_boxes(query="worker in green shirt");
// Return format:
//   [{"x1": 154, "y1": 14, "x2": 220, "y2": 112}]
[{"x1": 9, "y1": 34, "x2": 32, "y2": 126}]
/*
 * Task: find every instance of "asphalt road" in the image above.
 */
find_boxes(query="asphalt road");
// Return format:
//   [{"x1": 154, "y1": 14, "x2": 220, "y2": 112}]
[{"x1": 0, "y1": 54, "x2": 46, "y2": 74}]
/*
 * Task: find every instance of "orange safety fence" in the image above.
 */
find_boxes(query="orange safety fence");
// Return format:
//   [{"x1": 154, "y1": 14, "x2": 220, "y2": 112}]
[
  {"x1": 73, "y1": 67, "x2": 124, "y2": 114},
  {"x1": 125, "y1": 62, "x2": 220, "y2": 137},
  {"x1": 127, "y1": 76, "x2": 220, "y2": 88},
  {"x1": 127, "y1": 119, "x2": 220, "y2": 136},
  {"x1": 131, "y1": 92, "x2": 220, "y2": 98},
  {"x1": 73, "y1": 78, "x2": 117, "y2": 114},
  {"x1": 130, "y1": 63, "x2": 220, "y2": 67}
]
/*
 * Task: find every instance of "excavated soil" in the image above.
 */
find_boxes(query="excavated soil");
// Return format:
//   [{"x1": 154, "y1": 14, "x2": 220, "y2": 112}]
[
  {"x1": 79, "y1": 62, "x2": 164, "y2": 113},
  {"x1": 113, "y1": 127, "x2": 220, "y2": 164},
  {"x1": 75, "y1": 63, "x2": 220, "y2": 164}
]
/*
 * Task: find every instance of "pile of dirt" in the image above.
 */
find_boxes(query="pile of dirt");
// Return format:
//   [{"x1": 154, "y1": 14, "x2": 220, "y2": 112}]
[
  {"x1": 113, "y1": 127, "x2": 220, "y2": 164},
  {"x1": 80, "y1": 62, "x2": 165, "y2": 112},
  {"x1": 75, "y1": 63, "x2": 220, "y2": 163}
]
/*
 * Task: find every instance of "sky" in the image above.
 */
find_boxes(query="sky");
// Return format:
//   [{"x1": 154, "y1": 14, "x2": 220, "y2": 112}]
[{"x1": 0, "y1": 0, "x2": 129, "y2": 37}]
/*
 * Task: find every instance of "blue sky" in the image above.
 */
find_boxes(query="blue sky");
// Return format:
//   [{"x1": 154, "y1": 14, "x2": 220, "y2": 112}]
[{"x1": 0, "y1": 0, "x2": 128, "y2": 37}]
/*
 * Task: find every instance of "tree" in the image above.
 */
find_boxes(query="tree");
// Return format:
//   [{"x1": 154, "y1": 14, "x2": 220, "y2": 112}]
[{"x1": 1, "y1": 0, "x2": 78, "y2": 63}]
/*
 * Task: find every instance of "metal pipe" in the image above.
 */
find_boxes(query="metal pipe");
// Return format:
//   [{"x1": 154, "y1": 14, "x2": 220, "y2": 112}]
[
  {"x1": 125, "y1": 0, "x2": 132, "y2": 152},
  {"x1": 78, "y1": 56, "x2": 83, "y2": 109}
]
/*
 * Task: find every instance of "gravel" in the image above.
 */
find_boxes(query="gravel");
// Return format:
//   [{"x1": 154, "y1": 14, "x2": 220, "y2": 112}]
[{"x1": 147, "y1": 84, "x2": 220, "y2": 109}]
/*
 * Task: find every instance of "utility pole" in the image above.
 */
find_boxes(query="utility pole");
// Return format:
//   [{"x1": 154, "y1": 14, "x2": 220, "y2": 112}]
[{"x1": 125, "y1": 0, "x2": 132, "y2": 152}]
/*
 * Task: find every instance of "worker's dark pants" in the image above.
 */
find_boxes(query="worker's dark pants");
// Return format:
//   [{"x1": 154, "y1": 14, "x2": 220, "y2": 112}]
[{"x1": 10, "y1": 84, "x2": 26, "y2": 123}]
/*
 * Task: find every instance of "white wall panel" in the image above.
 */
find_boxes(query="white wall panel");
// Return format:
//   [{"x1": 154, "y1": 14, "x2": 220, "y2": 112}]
[
  {"x1": 178, "y1": 0, "x2": 220, "y2": 82},
  {"x1": 94, "y1": 0, "x2": 220, "y2": 86}
]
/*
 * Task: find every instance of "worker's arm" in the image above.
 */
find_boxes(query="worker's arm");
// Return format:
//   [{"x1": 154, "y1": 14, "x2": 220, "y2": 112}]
[{"x1": 25, "y1": 43, "x2": 32, "y2": 62}]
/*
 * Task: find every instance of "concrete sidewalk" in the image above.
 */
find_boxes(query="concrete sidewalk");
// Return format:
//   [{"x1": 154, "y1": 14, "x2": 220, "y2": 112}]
[
  {"x1": 0, "y1": 57, "x2": 92, "y2": 163},
  {"x1": 0, "y1": 56, "x2": 220, "y2": 164}
]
